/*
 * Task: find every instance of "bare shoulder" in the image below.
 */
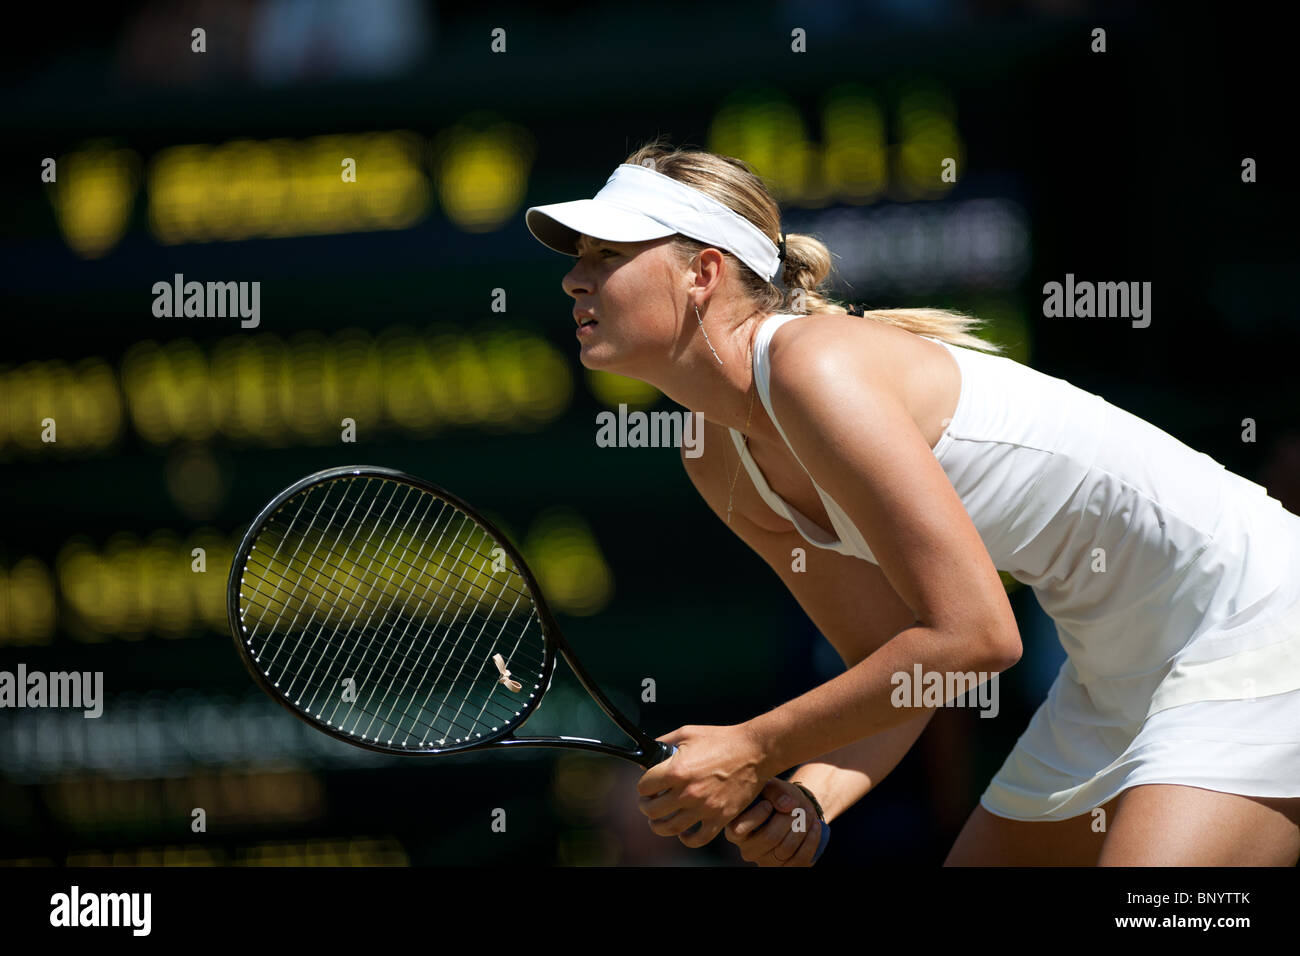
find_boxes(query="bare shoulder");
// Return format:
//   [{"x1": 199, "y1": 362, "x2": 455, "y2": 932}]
[
  {"x1": 763, "y1": 311, "x2": 961, "y2": 453},
  {"x1": 768, "y1": 311, "x2": 869, "y2": 357},
  {"x1": 766, "y1": 311, "x2": 904, "y2": 398}
]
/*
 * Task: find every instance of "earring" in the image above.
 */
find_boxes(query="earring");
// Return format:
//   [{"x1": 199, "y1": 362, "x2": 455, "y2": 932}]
[{"x1": 695, "y1": 305, "x2": 725, "y2": 366}]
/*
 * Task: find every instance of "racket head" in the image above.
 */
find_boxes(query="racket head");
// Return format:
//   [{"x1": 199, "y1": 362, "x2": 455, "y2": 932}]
[{"x1": 227, "y1": 465, "x2": 561, "y2": 756}]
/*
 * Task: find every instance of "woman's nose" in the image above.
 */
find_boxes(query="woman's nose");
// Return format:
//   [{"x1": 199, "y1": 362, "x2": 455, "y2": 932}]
[{"x1": 562, "y1": 266, "x2": 591, "y2": 297}]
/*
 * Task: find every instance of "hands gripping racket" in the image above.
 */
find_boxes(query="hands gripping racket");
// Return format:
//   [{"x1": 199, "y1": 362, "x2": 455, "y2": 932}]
[{"x1": 227, "y1": 465, "x2": 828, "y2": 862}]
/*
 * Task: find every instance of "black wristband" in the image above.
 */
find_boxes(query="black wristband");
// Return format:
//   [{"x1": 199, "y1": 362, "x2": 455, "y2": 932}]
[{"x1": 791, "y1": 782, "x2": 826, "y2": 824}]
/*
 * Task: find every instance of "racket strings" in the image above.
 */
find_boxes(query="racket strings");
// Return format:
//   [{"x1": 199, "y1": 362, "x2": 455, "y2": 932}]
[
  {"x1": 243, "y1": 493, "x2": 538, "y2": 608},
  {"x1": 237, "y1": 476, "x2": 550, "y2": 749},
  {"x1": 255, "y1": 478, "x2": 443, "y2": 705},
  {"x1": 241, "y1": 520, "x2": 540, "y2": 653},
  {"x1": 241, "y1": 587, "x2": 545, "y2": 729},
  {"x1": 246, "y1": 478, "x2": 538, "y2": 677},
  {"x1": 254, "y1": 515, "x2": 533, "y2": 738},
  {"x1": 243, "y1": 521, "x2": 544, "y2": 695},
  {"x1": 242, "y1": 492, "x2": 547, "y2": 721},
  {"x1": 280, "y1": 477, "x2": 539, "y2": 740},
  {"x1": 243, "y1": 588, "x2": 544, "y2": 710},
  {"x1": 248, "y1": 548, "x2": 538, "y2": 743}
]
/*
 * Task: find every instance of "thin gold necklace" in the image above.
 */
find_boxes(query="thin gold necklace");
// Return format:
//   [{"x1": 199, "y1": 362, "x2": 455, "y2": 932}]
[{"x1": 725, "y1": 339, "x2": 758, "y2": 526}]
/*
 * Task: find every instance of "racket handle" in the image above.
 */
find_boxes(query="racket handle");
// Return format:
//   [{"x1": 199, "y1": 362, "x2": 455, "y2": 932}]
[{"x1": 653, "y1": 742, "x2": 678, "y2": 764}]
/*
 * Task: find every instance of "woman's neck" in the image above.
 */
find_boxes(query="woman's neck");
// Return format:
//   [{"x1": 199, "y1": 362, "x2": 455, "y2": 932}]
[{"x1": 637, "y1": 309, "x2": 786, "y2": 438}]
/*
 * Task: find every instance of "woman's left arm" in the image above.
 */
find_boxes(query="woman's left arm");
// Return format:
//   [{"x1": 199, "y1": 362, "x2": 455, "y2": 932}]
[{"x1": 637, "y1": 321, "x2": 1021, "y2": 845}]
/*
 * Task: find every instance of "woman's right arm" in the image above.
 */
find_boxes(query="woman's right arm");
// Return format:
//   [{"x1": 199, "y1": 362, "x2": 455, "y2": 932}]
[{"x1": 679, "y1": 424, "x2": 936, "y2": 821}]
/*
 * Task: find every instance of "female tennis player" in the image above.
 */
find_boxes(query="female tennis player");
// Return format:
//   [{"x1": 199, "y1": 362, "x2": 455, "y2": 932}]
[{"x1": 524, "y1": 138, "x2": 1300, "y2": 866}]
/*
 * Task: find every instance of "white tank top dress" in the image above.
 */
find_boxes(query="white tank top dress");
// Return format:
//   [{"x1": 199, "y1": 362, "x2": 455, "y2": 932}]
[{"x1": 729, "y1": 313, "x2": 1300, "y2": 821}]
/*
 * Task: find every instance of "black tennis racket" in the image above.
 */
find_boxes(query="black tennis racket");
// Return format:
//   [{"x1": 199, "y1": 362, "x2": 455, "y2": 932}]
[
  {"x1": 227, "y1": 464, "x2": 675, "y2": 765},
  {"x1": 227, "y1": 465, "x2": 829, "y2": 859}
]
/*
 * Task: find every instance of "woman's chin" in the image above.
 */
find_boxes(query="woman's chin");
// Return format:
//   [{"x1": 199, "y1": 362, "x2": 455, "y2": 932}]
[
  {"x1": 578, "y1": 345, "x2": 617, "y2": 371},
  {"x1": 578, "y1": 337, "x2": 641, "y2": 375}
]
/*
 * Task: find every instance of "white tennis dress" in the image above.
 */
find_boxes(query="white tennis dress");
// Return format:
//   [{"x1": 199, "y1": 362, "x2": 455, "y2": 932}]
[{"x1": 729, "y1": 313, "x2": 1300, "y2": 821}]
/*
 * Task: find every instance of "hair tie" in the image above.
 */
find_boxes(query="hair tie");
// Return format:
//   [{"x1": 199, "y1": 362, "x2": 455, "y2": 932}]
[{"x1": 777, "y1": 234, "x2": 787, "y2": 262}]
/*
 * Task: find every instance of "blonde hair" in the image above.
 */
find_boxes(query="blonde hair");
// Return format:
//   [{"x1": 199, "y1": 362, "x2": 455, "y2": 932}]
[{"x1": 624, "y1": 137, "x2": 1003, "y2": 354}]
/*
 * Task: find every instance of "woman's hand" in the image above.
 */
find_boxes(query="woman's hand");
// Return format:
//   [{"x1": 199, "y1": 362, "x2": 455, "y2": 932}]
[
  {"x1": 636, "y1": 723, "x2": 771, "y2": 848},
  {"x1": 724, "y1": 778, "x2": 827, "y2": 866}
]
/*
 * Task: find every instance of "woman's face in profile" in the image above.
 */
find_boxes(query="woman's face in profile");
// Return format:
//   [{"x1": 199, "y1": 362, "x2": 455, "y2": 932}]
[{"x1": 563, "y1": 234, "x2": 682, "y2": 373}]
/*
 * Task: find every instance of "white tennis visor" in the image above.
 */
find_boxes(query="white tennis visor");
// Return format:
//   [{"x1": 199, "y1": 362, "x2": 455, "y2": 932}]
[{"x1": 525, "y1": 162, "x2": 782, "y2": 283}]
